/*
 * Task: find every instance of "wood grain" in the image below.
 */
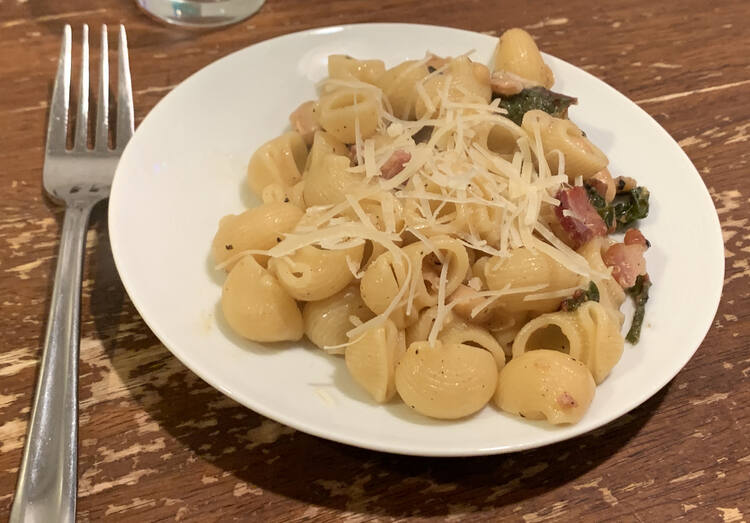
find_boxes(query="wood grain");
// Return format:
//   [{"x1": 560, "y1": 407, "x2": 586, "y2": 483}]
[{"x1": 1, "y1": 0, "x2": 749, "y2": 521}]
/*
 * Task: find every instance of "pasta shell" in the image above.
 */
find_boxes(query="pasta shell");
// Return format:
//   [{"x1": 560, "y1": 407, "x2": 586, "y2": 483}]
[
  {"x1": 511, "y1": 301, "x2": 624, "y2": 384},
  {"x1": 303, "y1": 285, "x2": 374, "y2": 350},
  {"x1": 270, "y1": 243, "x2": 364, "y2": 302},
  {"x1": 522, "y1": 110, "x2": 608, "y2": 179},
  {"x1": 328, "y1": 55, "x2": 385, "y2": 85},
  {"x1": 483, "y1": 247, "x2": 580, "y2": 313},
  {"x1": 415, "y1": 57, "x2": 492, "y2": 119},
  {"x1": 492, "y1": 28, "x2": 554, "y2": 88},
  {"x1": 440, "y1": 321, "x2": 506, "y2": 371},
  {"x1": 395, "y1": 341, "x2": 497, "y2": 419},
  {"x1": 221, "y1": 256, "x2": 303, "y2": 342},
  {"x1": 345, "y1": 319, "x2": 401, "y2": 403},
  {"x1": 247, "y1": 131, "x2": 308, "y2": 196},
  {"x1": 211, "y1": 202, "x2": 303, "y2": 270},
  {"x1": 315, "y1": 87, "x2": 380, "y2": 143},
  {"x1": 495, "y1": 349, "x2": 595, "y2": 425}
]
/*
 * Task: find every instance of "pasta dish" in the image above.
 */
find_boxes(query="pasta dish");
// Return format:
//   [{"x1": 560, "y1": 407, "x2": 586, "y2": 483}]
[{"x1": 210, "y1": 28, "x2": 652, "y2": 425}]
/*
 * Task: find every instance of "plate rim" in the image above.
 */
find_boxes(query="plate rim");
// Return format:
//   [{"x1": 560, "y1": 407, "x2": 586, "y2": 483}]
[{"x1": 109, "y1": 22, "x2": 725, "y2": 456}]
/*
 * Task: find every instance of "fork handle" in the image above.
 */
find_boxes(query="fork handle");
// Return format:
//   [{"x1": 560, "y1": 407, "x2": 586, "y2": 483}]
[{"x1": 10, "y1": 202, "x2": 94, "y2": 523}]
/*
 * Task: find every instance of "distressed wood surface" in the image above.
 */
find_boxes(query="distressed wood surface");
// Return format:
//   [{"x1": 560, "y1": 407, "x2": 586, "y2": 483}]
[{"x1": 1, "y1": 0, "x2": 749, "y2": 521}]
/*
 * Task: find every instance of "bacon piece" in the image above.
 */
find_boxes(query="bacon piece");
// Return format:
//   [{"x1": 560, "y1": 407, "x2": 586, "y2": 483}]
[
  {"x1": 554, "y1": 186, "x2": 608, "y2": 249},
  {"x1": 588, "y1": 168, "x2": 616, "y2": 203},
  {"x1": 602, "y1": 229, "x2": 649, "y2": 288},
  {"x1": 380, "y1": 150, "x2": 411, "y2": 179},
  {"x1": 289, "y1": 101, "x2": 318, "y2": 145},
  {"x1": 489, "y1": 70, "x2": 537, "y2": 96},
  {"x1": 624, "y1": 228, "x2": 649, "y2": 247}
]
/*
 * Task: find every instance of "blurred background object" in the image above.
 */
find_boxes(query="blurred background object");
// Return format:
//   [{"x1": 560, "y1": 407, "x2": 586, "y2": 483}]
[{"x1": 136, "y1": 0, "x2": 265, "y2": 28}]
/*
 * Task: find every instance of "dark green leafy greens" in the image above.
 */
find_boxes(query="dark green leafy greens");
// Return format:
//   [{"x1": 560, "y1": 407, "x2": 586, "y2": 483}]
[
  {"x1": 625, "y1": 274, "x2": 651, "y2": 343},
  {"x1": 496, "y1": 86, "x2": 577, "y2": 126},
  {"x1": 585, "y1": 184, "x2": 650, "y2": 232},
  {"x1": 560, "y1": 282, "x2": 600, "y2": 312}
]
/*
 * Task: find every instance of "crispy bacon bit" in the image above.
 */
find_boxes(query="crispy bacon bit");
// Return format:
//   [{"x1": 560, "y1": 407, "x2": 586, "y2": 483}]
[
  {"x1": 602, "y1": 229, "x2": 649, "y2": 288},
  {"x1": 614, "y1": 175, "x2": 637, "y2": 193},
  {"x1": 588, "y1": 168, "x2": 616, "y2": 203},
  {"x1": 489, "y1": 70, "x2": 537, "y2": 96},
  {"x1": 624, "y1": 228, "x2": 649, "y2": 247},
  {"x1": 348, "y1": 143, "x2": 358, "y2": 164},
  {"x1": 289, "y1": 101, "x2": 318, "y2": 145},
  {"x1": 554, "y1": 186, "x2": 608, "y2": 249},
  {"x1": 557, "y1": 392, "x2": 578, "y2": 409},
  {"x1": 380, "y1": 150, "x2": 411, "y2": 179}
]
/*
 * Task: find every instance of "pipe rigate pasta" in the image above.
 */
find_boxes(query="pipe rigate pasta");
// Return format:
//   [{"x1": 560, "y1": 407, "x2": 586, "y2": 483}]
[
  {"x1": 375, "y1": 60, "x2": 430, "y2": 120},
  {"x1": 511, "y1": 301, "x2": 624, "y2": 384},
  {"x1": 492, "y1": 28, "x2": 554, "y2": 88},
  {"x1": 495, "y1": 349, "x2": 595, "y2": 424},
  {"x1": 328, "y1": 54, "x2": 385, "y2": 85},
  {"x1": 345, "y1": 319, "x2": 403, "y2": 403},
  {"x1": 246, "y1": 131, "x2": 308, "y2": 196},
  {"x1": 522, "y1": 110, "x2": 608, "y2": 179},
  {"x1": 211, "y1": 202, "x2": 303, "y2": 270},
  {"x1": 270, "y1": 243, "x2": 364, "y2": 302},
  {"x1": 315, "y1": 87, "x2": 380, "y2": 143},
  {"x1": 303, "y1": 286, "x2": 374, "y2": 350},
  {"x1": 482, "y1": 247, "x2": 581, "y2": 313},
  {"x1": 221, "y1": 256, "x2": 303, "y2": 342},
  {"x1": 414, "y1": 56, "x2": 492, "y2": 119},
  {"x1": 395, "y1": 341, "x2": 497, "y2": 419}
]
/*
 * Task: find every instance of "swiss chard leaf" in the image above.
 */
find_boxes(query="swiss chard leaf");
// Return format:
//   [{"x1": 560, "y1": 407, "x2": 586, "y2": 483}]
[
  {"x1": 625, "y1": 274, "x2": 651, "y2": 344},
  {"x1": 496, "y1": 86, "x2": 578, "y2": 125},
  {"x1": 584, "y1": 183, "x2": 650, "y2": 232},
  {"x1": 560, "y1": 281, "x2": 600, "y2": 312}
]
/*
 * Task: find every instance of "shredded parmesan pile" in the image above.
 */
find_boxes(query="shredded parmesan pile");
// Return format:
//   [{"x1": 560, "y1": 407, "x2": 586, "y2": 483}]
[{"x1": 229, "y1": 62, "x2": 605, "y2": 347}]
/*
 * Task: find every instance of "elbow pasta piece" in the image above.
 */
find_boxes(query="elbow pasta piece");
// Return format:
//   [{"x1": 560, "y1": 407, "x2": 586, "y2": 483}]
[
  {"x1": 495, "y1": 349, "x2": 595, "y2": 424},
  {"x1": 492, "y1": 28, "x2": 554, "y2": 88},
  {"x1": 439, "y1": 321, "x2": 506, "y2": 370},
  {"x1": 345, "y1": 319, "x2": 403, "y2": 402},
  {"x1": 414, "y1": 57, "x2": 492, "y2": 119},
  {"x1": 270, "y1": 243, "x2": 365, "y2": 302},
  {"x1": 315, "y1": 87, "x2": 380, "y2": 143},
  {"x1": 375, "y1": 60, "x2": 430, "y2": 120},
  {"x1": 221, "y1": 255, "x2": 303, "y2": 342},
  {"x1": 211, "y1": 202, "x2": 304, "y2": 270},
  {"x1": 395, "y1": 341, "x2": 497, "y2": 419},
  {"x1": 511, "y1": 301, "x2": 624, "y2": 384},
  {"x1": 522, "y1": 110, "x2": 609, "y2": 179},
  {"x1": 328, "y1": 55, "x2": 386, "y2": 85},
  {"x1": 247, "y1": 131, "x2": 308, "y2": 196},
  {"x1": 482, "y1": 247, "x2": 580, "y2": 313},
  {"x1": 303, "y1": 286, "x2": 375, "y2": 350},
  {"x1": 303, "y1": 153, "x2": 364, "y2": 207}
]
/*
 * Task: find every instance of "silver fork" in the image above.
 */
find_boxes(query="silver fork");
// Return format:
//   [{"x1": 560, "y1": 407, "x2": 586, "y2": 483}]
[{"x1": 10, "y1": 24, "x2": 133, "y2": 523}]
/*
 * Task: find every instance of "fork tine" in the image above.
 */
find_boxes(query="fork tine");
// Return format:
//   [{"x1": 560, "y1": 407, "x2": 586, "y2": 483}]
[
  {"x1": 94, "y1": 24, "x2": 109, "y2": 151},
  {"x1": 73, "y1": 24, "x2": 89, "y2": 150},
  {"x1": 115, "y1": 25, "x2": 134, "y2": 150},
  {"x1": 46, "y1": 25, "x2": 71, "y2": 154}
]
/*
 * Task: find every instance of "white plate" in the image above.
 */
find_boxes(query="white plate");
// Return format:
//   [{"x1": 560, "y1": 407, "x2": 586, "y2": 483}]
[{"x1": 109, "y1": 23, "x2": 724, "y2": 456}]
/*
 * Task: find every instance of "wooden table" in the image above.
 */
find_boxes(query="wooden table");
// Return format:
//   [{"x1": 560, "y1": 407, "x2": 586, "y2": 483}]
[{"x1": 1, "y1": 1, "x2": 748, "y2": 521}]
